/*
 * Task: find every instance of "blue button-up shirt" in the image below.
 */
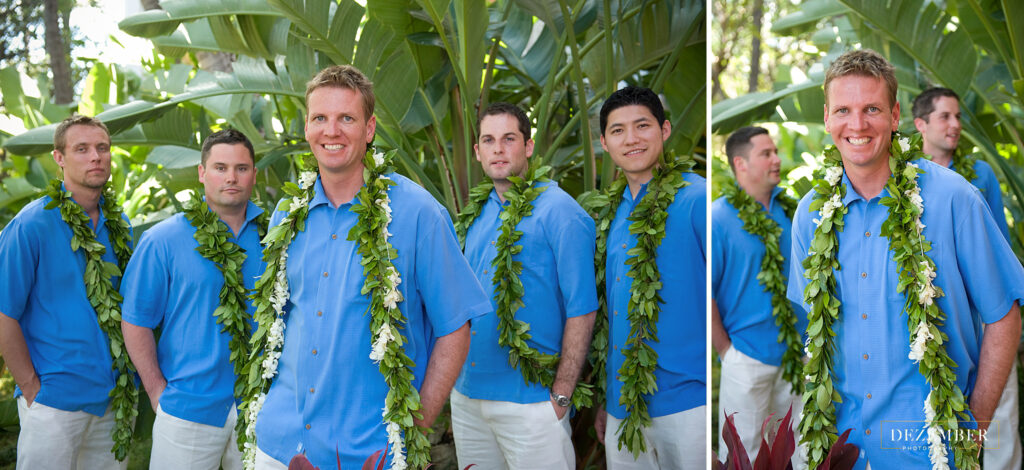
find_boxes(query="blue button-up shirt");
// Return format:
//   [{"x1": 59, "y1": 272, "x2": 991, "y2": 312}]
[
  {"x1": 712, "y1": 186, "x2": 806, "y2": 366},
  {"x1": 0, "y1": 188, "x2": 131, "y2": 415},
  {"x1": 605, "y1": 173, "x2": 707, "y2": 419},
  {"x1": 255, "y1": 174, "x2": 491, "y2": 469},
  {"x1": 455, "y1": 181, "x2": 598, "y2": 403},
  {"x1": 787, "y1": 159, "x2": 1024, "y2": 469},
  {"x1": 120, "y1": 201, "x2": 265, "y2": 427},
  {"x1": 945, "y1": 158, "x2": 1009, "y2": 241}
]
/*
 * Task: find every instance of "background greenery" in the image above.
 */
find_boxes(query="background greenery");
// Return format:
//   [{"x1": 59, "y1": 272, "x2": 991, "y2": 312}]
[
  {"x1": 0, "y1": 0, "x2": 703, "y2": 468},
  {"x1": 711, "y1": 0, "x2": 1024, "y2": 463}
]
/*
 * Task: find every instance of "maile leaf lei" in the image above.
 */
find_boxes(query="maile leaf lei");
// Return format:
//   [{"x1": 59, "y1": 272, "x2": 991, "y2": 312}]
[
  {"x1": 43, "y1": 178, "x2": 138, "y2": 461},
  {"x1": 183, "y1": 191, "x2": 268, "y2": 411},
  {"x1": 721, "y1": 181, "x2": 803, "y2": 394},
  {"x1": 455, "y1": 163, "x2": 593, "y2": 408},
  {"x1": 799, "y1": 134, "x2": 979, "y2": 470},
  {"x1": 582, "y1": 151, "x2": 693, "y2": 456}
]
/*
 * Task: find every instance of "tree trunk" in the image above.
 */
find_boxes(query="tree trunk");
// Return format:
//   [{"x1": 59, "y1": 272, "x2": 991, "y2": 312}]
[
  {"x1": 748, "y1": 0, "x2": 764, "y2": 93},
  {"x1": 43, "y1": 0, "x2": 72, "y2": 104}
]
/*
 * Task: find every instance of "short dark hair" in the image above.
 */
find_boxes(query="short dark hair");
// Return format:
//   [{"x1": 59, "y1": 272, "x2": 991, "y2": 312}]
[
  {"x1": 54, "y1": 114, "x2": 109, "y2": 153},
  {"x1": 600, "y1": 86, "x2": 666, "y2": 134},
  {"x1": 912, "y1": 87, "x2": 959, "y2": 122},
  {"x1": 200, "y1": 129, "x2": 255, "y2": 165},
  {"x1": 724, "y1": 126, "x2": 770, "y2": 174},
  {"x1": 478, "y1": 102, "x2": 531, "y2": 140},
  {"x1": 306, "y1": 65, "x2": 375, "y2": 121},
  {"x1": 824, "y1": 49, "x2": 897, "y2": 108}
]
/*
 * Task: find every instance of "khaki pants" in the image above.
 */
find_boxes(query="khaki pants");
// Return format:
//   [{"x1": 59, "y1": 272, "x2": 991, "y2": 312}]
[
  {"x1": 451, "y1": 389, "x2": 574, "y2": 470},
  {"x1": 604, "y1": 405, "x2": 706, "y2": 469},
  {"x1": 16, "y1": 396, "x2": 127, "y2": 470},
  {"x1": 150, "y1": 405, "x2": 242, "y2": 470}
]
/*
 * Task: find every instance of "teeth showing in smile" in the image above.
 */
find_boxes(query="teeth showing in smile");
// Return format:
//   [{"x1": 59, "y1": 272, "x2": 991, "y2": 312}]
[
  {"x1": 847, "y1": 137, "x2": 870, "y2": 145},
  {"x1": 324, "y1": 144, "x2": 343, "y2": 150},
  {"x1": 625, "y1": 148, "x2": 645, "y2": 156}
]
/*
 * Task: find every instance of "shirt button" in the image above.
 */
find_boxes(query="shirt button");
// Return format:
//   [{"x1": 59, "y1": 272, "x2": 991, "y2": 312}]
[
  {"x1": 614, "y1": 310, "x2": 618, "y2": 316},
  {"x1": 331, "y1": 234, "x2": 337, "y2": 240},
  {"x1": 866, "y1": 393, "x2": 872, "y2": 399},
  {"x1": 483, "y1": 269, "x2": 488, "y2": 274},
  {"x1": 865, "y1": 429, "x2": 871, "y2": 436},
  {"x1": 323, "y1": 271, "x2": 329, "y2": 278},
  {"x1": 864, "y1": 231, "x2": 871, "y2": 237},
  {"x1": 310, "y1": 387, "x2": 315, "y2": 394},
  {"x1": 306, "y1": 424, "x2": 311, "y2": 430},
  {"x1": 616, "y1": 277, "x2": 621, "y2": 282},
  {"x1": 613, "y1": 345, "x2": 618, "y2": 350},
  {"x1": 862, "y1": 354, "x2": 869, "y2": 360},
  {"x1": 861, "y1": 272, "x2": 867, "y2": 278},
  {"x1": 471, "y1": 362, "x2": 476, "y2": 367},
  {"x1": 317, "y1": 311, "x2": 323, "y2": 317},
  {"x1": 861, "y1": 313, "x2": 867, "y2": 319},
  {"x1": 312, "y1": 349, "x2": 318, "y2": 355},
  {"x1": 491, "y1": 241, "x2": 495, "y2": 246},
  {"x1": 621, "y1": 243, "x2": 627, "y2": 248},
  {"x1": 471, "y1": 330, "x2": 476, "y2": 336}
]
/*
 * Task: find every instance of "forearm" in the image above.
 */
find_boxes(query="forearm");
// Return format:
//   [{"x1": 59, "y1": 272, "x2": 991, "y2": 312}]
[
  {"x1": 970, "y1": 301, "x2": 1021, "y2": 430},
  {"x1": 711, "y1": 300, "x2": 731, "y2": 356},
  {"x1": 0, "y1": 312, "x2": 38, "y2": 390},
  {"x1": 121, "y1": 321, "x2": 166, "y2": 396},
  {"x1": 552, "y1": 311, "x2": 596, "y2": 397},
  {"x1": 416, "y1": 321, "x2": 470, "y2": 428}
]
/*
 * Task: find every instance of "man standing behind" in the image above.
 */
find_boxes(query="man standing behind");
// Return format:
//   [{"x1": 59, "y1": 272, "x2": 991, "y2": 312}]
[
  {"x1": 451, "y1": 102, "x2": 597, "y2": 469},
  {"x1": 712, "y1": 126, "x2": 805, "y2": 464},
  {"x1": 249, "y1": 65, "x2": 491, "y2": 470},
  {"x1": 912, "y1": 87, "x2": 1019, "y2": 469},
  {"x1": 121, "y1": 129, "x2": 265, "y2": 470},
  {"x1": 788, "y1": 49, "x2": 1024, "y2": 469},
  {"x1": 591, "y1": 86, "x2": 706, "y2": 469},
  {"x1": 0, "y1": 114, "x2": 135, "y2": 468}
]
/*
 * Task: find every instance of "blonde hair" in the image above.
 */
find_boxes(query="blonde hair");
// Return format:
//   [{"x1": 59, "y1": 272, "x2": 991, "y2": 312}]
[
  {"x1": 824, "y1": 49, "x2": 897, "y2": 108},
  {"x1": 54, "y1": 114, "x2": 109, "y2": 152},
  {"x1": 305, "y1": 65, "x2": 375, "y2": 119}
]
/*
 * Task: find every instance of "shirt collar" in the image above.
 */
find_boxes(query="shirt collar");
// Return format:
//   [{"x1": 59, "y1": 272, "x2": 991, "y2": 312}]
[
  {"x1": 767, "y1": 185, "x2": 784, "y2": 212},
  {"x1": 59, "y1": 182, "x2": 108, "y2": 226}
]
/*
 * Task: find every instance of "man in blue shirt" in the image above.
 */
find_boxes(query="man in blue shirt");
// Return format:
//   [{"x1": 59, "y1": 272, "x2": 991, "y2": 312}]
[
  {"x1": 713, "y1": 126, "x2": 805, "y2": 464},
  {"x1": 0, "y1": 115, "x2": 130, "y2": 468},
  {"x1": 452, "y1": 102, "x2": 597, "y2": 469},
  {"x1": 121, "y1": 129, "x2": 264, "y2": 470},
  {"x1": 912, "y1": 86, "x2": 1019, "y2": 470},
  {"x1": 593, "y1": 86, "x2": 707, "y2": 469},
  {"x1": 788, "y1": 49, "x2": 1024, "y2": 469},
  {"x1": 251, "y1": 65, "x2": 491, "y2": 469}
]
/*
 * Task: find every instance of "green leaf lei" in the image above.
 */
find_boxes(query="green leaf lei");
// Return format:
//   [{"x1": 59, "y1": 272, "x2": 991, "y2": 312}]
[
  {"x1": 799, "y1": 134, "x2": 980, "y2": 469},
  {"x1": 454, "y1": 163, "x2": 594, "y2": 409},
  {"x1": 951, "y1": 144, "x2": 979, "y2": 184},
  {"x1": 182, "y1": 191, "x2": 268, "y2": 413},
  {"x1": 43, "y1": 178, "x2": 138, "y2": 461},
  {"x1": 721, "y1": 181, "x2": 803, "y2": 395},
  {"x1": 583, "y1": 152, "x2": 693, "y2": 456}
]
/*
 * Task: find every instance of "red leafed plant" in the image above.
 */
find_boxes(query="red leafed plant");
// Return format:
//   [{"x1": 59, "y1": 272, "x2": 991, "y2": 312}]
[{"x1": 713, "y1": 405, "x2": 859, "y2": 470}]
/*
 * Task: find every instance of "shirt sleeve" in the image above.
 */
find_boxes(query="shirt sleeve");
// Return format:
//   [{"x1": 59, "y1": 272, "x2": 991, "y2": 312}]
[
  {"x1": 549, "y1": 201, "x2": 598, "y2": 318},
  {"x1": 0, "y1": 218, "x2": 37, "y2": 320},
  {"x1": 787, "y1": 194, "x2": 814, "y2": 313},
  {"x1": 415, "y1": 206, "x2": 492, "y2": 337},
  {"x1": 120, "y1": 230, "x2": 170, "y2": 329},
  {"x1": 974, "y1": 161, "x2": 1010, "y2": 242},
  {"x1": 953, "y1": 189, "x2": 1024, "y2": 324},
  {"x1": 710, "y1": 208, "x2": 725, "y2": 299}
]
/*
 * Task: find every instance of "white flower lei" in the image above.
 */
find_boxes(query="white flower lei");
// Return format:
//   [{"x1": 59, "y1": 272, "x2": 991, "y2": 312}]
[{"x1": 799, "y1": 135, "x2": 978, "y2": 470}]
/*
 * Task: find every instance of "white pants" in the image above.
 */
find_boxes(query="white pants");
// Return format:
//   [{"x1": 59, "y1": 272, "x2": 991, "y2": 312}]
[
  {"x1": 254, "y1": 447, "x2": 287, "y2": 470},
  {"x1": 604, "y1": 405, "x2": 706, "y2": 469},
  {"x1": 984, "y1": 360, "x2": 1021, "y2": 469},
  {"x1": 16, "y1": 396, "x2": 127, "y2": 470},
  {"x1": 450, "y1": 389, "x2": 574, "y2": 470},
  {"x1": 718, "y1": 346, "x2": 806, "y2": 469},
  {"x1": 150, "y1": 405, "x2": 243, "y2": 470}
]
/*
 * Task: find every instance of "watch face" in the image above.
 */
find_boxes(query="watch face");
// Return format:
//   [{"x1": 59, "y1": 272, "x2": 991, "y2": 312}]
[{"x1": 556, "y1": 396, "x2": 570, "y2": 407}]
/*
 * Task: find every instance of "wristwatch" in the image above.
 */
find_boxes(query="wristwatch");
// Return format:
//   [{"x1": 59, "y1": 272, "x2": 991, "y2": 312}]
[{"x1": 551, "y1": 392, "x2": 571, "y2": 407}]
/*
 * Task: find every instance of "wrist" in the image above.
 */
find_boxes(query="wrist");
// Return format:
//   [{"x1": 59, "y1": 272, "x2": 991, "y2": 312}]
[{"x1": 550, "y1": 391, "x2": 571, "y2": 407}]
